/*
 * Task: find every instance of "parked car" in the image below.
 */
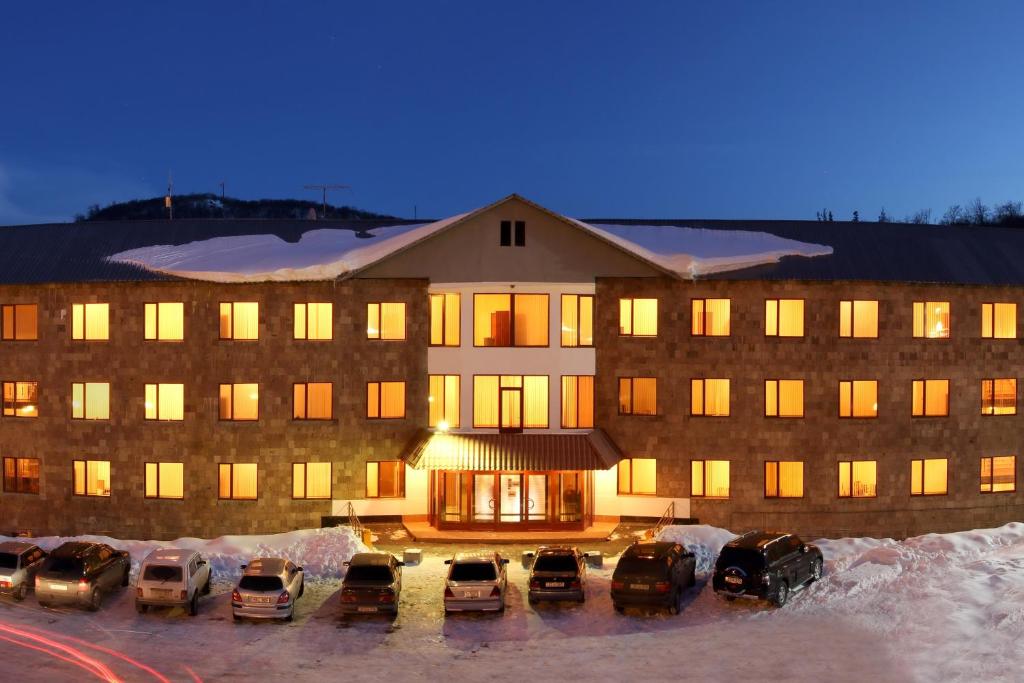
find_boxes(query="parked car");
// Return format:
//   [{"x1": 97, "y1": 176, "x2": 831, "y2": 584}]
[
  {"x1": 712, "y1": 531, "x2": 823, "y2": 607},
  {"x1": 35, "y1": 542, "x2": 131, "y2": 611},
  {"x1": 0, "y1": 541, "x2": 47, "y2": 601},
  {"x1": 135, "y1": 548, "x2": 212, "y2": 616},
  {"x1": 611, "y1": 542, "x2": 696, "y2": 615},
  {"x1": 526, "y1": 546, "x2": 587, "y2": 604},
  {"x1": 443, "y1": 552, "x2": 509, "y2": 613},
  {"x1": 231, "y1": 558, "x2": 304, "y2": 622},
  {"x1": 340, "y1": 552, "x2": 404, "y2": 617}
]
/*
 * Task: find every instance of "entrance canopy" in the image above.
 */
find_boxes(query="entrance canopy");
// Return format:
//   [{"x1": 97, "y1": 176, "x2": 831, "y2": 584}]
[{"x1": 401, "y1": 429, "x2": 623, "y2": 471}]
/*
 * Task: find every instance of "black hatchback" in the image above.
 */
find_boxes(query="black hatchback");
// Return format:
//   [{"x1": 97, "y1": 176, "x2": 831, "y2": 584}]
[
  {"x1": 340, "y1": 552, "x2": 404, "y2": 617},
  {"x1": 712, "y1": 531, "x2": 823, "y2": 607},
  {"x1": 527, "y1": 546, "x2": 587, "y2": 604},
  {"x1": 611, "y1": 542, "x2": 696, "y2": 615}
]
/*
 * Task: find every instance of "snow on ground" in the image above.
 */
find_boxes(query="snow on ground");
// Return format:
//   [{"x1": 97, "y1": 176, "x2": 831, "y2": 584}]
[{"x1": 1, "y1": 523, "x2": 1023, "y2": 681}]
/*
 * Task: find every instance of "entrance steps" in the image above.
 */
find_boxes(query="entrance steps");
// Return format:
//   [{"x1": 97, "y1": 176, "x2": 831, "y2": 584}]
[{"x1": 402, "y1": 521, "x2": 619, "y2": 544}]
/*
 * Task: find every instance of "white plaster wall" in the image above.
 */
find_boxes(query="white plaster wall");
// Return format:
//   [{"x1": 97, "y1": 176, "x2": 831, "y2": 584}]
[
  {"x1": 594, "y1": 467, "x2": 691, "y2": 519},
  {"x1": 332, "y1": 466, "x2": 429, "y2": 517}
]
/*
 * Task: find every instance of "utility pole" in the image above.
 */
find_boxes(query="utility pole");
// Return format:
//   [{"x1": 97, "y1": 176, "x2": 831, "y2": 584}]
[
  {"x1": 304, "y1": 184, "x2": 350, "y2": 219},
  {"x1": 218, "y1": 181, "x2": 225, "y2": 201},
  {"x1": 165, "y1": 171, "x2": 174, "y2": 220}
]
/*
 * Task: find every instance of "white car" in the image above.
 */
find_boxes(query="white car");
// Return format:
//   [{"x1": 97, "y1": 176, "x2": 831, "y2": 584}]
[
  {"x1": 136, "y1": 548, "x2": 212, "y2": 616},
  {"x1": 231, "y1": 558, "x2": 304, "y2": 622},
  {"x1": 0, "y1": 541, "x2": 47, "y2": 601},
  {"x1": 443, "y1": 552, "x2": 509, "y2": 613}
]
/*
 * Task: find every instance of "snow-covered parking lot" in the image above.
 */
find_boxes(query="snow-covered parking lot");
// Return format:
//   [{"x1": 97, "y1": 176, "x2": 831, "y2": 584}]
[{"x1": 1, "y1": 522, "x2": 1023, "y2": 682}]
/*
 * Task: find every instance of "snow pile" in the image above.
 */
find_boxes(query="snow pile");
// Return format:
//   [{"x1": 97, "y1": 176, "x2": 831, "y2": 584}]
[
  {"x1": 0, "y1": 525, "x2": 366, "y2": 581},
  {"x1": 656, "y1": 524, "x2": 737, "y2": 573}
]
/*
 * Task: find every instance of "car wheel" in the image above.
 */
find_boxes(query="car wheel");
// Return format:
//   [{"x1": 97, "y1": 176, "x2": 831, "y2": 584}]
[
  {"x1": 121, "y1": 567, "x2": 130, "y2": 587},
  {"x1": 613, "y1": 604, "x2": 624, "y2": 614},
  {"x1": 284, "y1": 612, "x2": 294, "y2": 622},
  {"x1": 38, "y1": 601, "x2": 50, "y2": 609},
  {"x1": 298, "y1": 580, "x2": 304, "y2": 598},
  {"x1": 810, "y1": 559, "x2": 823, "y2": 583},
  {"x1": 232, "y1": 613, "x2": 242, "y2": 622},
  {"x1": 202, "y1": 577, "x2": 212, "y2": 595},
  {"x1": 667, "y1": 589, "x2": 681, "y2": 615},
  {"x1": 88, "y1": 588, "x2": 102, "y2": 612},
  {"x1": 773, "y1": 581, "x2": 789, "y2": 608},
  {"x1": 577, "y1": 595, "x2": 585, "y2": 604},
  {"x1": 723, "y1": 595, "x2": 736, "y2": 602},
  {"x1": 136, "y1": 602, "x2": 148, "y2": 614},
  {"x1": 689, "y1": 569, "x2": 696, "y2": 587},
  {"x1": 528, "y1": 596, "x2": 537, "y2": 605},
  {"x1": 188, "y1": 594, "x2": 199, "y2": 617},
  {"x1": 15, "y1": 583, "x2": 27, "y2": 601}
]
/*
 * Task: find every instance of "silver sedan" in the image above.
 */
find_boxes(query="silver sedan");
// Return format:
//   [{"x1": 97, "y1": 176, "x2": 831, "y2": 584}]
[
  {"x1": 231, "y1": 558, "x2": 304, "y2": 622},
  {"x1": 443, "y1": 552, "x2": 509, "y2": 613}
]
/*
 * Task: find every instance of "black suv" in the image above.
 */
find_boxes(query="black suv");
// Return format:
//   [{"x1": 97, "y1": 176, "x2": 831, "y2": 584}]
[
  {"x1": 611, "y1": 542, "x2": 696, "y2": 615},
  {"x1": 35, "y1": 542, "x2": 131, "y2": 610},
  {"x1": 527, "y1": 546, "x2": 587, "y2": 604},
  {"x1": 712, "y1": 531, "x2": 823, "y2": 607},
  {"x1": 340, "y1": 552, "x2": 404, "y2": 617}
]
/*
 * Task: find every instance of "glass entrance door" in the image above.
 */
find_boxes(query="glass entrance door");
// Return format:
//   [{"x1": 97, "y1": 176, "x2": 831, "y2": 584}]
[
  {"x1": 434, "y1": 470, "x2": 587, "y2": 529},
  {"x1": 499, "y1": 474, "x2": 522, "y2": 523},
  {"x1": 473, "y1": 474, "x2": 495, "y2": 522},
  {"x1": 526, "y1": 473, "x2": 547, "y2": 521}
]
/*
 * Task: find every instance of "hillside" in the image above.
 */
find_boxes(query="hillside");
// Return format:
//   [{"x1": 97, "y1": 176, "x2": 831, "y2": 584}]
[{"x1": 76, "y1": 193, "x2": 395, "y2": 222}]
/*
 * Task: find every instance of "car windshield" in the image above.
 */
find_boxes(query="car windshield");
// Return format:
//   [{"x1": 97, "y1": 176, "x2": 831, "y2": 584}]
[
  {"x1": 717, "y1": 547, "x2": 766, "y2": 572},
  {"x1": 615, "y1": 557, "x2": 667, "y2": 579},
  {"x1": 143, "y1": 565, "x2": 183, "y2": 582},
  {"x1": 450, "y1": 562, "x2": 497, "y2": 582},
  {"x1": 0, "y1": 553, "x2": 18, "y2": 569},
  {"x1": 44, "y1": 556, "x2": 84, "y2": 575},
  {"x1": 533, "y1": 555, "x2": 578, "y2": 573},
  {"x1": 345, "y1": 565, "x2": 393, "y2": 583},
  {"x1": 239, "y1": 575, "x2": 283, "y2": 592}
]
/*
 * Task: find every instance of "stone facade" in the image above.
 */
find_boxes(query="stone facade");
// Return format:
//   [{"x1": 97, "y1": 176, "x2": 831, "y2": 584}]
[
  {"x1": 0, "y1": 278, "x2": 426, "y2": 539},
  {"x1": 596, "y1": 277, "x2": 1024, "y2": 539}
]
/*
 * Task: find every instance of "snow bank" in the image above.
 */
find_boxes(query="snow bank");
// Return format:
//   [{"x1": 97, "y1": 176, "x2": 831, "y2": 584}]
[
  {"x1": 656, "y1": 524, "x2": 737, "y2": 574},
  {"x1": 0, "y1": 526, "x2": 366, "y2": 581}
]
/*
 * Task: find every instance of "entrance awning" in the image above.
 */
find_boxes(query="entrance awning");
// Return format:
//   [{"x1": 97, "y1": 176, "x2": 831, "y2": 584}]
[{"x1": 401, "y1": 429, "x2": 624, "y2": 471}]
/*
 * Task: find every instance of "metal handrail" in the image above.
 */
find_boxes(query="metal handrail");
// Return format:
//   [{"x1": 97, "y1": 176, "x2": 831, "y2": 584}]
[
  {"x1": 649, "y1": 501, "x2": 676, "y2": 539},
  {"x1": 347, "y1": 501, "x2": 364, "y2": 540}
]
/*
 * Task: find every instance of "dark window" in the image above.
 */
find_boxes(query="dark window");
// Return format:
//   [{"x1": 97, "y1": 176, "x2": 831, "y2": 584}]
[
  {"x1": 715, "y1": 547, "x2": 765, "y2": 573},
  {"x1": 44, "y1": 556, "x2": 84, "y2": 576},
  {"x1": 0, "y1": 553, "x2": 17, "y2": 569},
  {"x1": 143, "y1": 565, "x2": 183, "y2": 582},
  {"x1": 514, "y1": 221, "x2": 526, "y2": 246},
  {"x1": 500, "y1": 221, "x2": 512, "y2": 246},
  {"x1": 345, "y1": 565, "x2": 394, "y2": 582},
  {"x1": 3, "y1": 457, "x2": 40, "y2": 494},
  {"x1": 449, "y1": 562, "x2": 497, "y2": 582},
  {"x1": 533, "y1": 555, "x2": 579, "y2": 573},
  {"x1": 614, "y1": 557, "x2": 668, "y2": 579},
  {"x1": 239, "y1": 575, "x2": 283, "y2": 592}
]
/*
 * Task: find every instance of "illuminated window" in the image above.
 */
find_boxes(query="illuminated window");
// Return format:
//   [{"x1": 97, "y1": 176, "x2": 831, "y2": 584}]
[
  {"x1": 912, "y1": 301, "x2": 949, "y2": 339},
  {"x1": 294, "y1": 303, "x2": 333, "y2": 340},
  {"x1": 219, "y1": 383, "x2": 259, "y2": 421},
  {"x1": 73, "y1": 459, "x2": 110, "y2": 497},
  {"x1": 1, "y1": 304, "x2": 38, "y2": 340},
  {"x1": 429, "y1": 293, "x2": 460, "y2": 346},
  {"x1": 218, "y1": 463, "x2": 257, "y2": 500},
  {"x1": 765, "y1": 380, "x2": 804, "y2": 418},
  {"x1": 692, "y1": 299, "x2": 730, "y2": 336},
  {"x1": 691, "y1": 460, "x2": 730, "y2": 498},
  {"x1": 619, "y1": 298, "x2": 658, "y2": 336},
  {"x1": 366, "y1": 461, "x2": 404, "y2": 498},
  {"x1": 474, "y1": 294, "x2": 548, "y2": 346},
  {"x1": 3, "y1": 457, "x2": 39, "y2": 494},
  {"x1": 71, "y1": 382, "x2": 110, "y2": 420},
  {"x1": 982, "y1": 302, "x2": 1016, "y2": 339},
  {"x1": 2, "y1": 381, "x2": 38, "y2": 418},
  {"x1": 428, "y1": 375, "x2": 460, "y2": 429},
  {"x1": 617, "y1": 458, "x2": 656, "y2": 495},
  {"x1": 292, "y1": 462, "x2": 331, "y2": 499},
  {"x1": 367, "y1": 302, "x2": 406, "y2": 340},
  {"x1": 764, "y1": 461, "x2": 804, "y2": 498},
  {"x1": 144, "y1": 383, "x2": 184, "y2": 421},
  {"x1": 981, "y1": 379, "x2": 1016, "y2": 415},
  {"x1": 980, "y1": 456, "x2": 1016, "y2": 493},
  {"x1": 473, "y1": 375, "x2": 548, "y2": 429},
  {"x1": 691, "y1": 378, "x2": 729, "y2": 417},
  {"x1": 144, "y1": 302, "x2": 184, "y2": 341},
  {"x1": 839, "y1": 380, "x2": 878, "y2": 418},
  {"x1": 619, "y1": 377, "x2": 657, "y2": 416},
  {"x1": 367, "y1": 381, "x2": 406, "y2": 419},
  {"x1": 144, "y1": 462, "x2": 183, "y2": 499},
  {"x1": 219, "y1": 302, "x2": 259, "y2": 340},
  {"x1": 838, "y1": 461, "x2": 877, "y2": 497},
  {"x1": 912, "y1": 379, "x2": 949, "y2": 417},
  {"x1": 71, "y1": 303, "x2": 109, "y2": 340},
  {"x1": 839, "y1": 300, "x2": 878, "y2": 338},
  {"x1": 910, "y1": 458, "x2": 947, "y2": 495},
  {"x1": 293, "y1": 382, "x2": 333, "y2": 420},
  {"x1": 561, "y1": 375, "x2": 594, "y2": 428},
  {"x1": 562, "y1": 294, "x2": 594, "y2": 347},
  {"x1": 765, "y1": 299, "x2": 804, "y2": 337}
]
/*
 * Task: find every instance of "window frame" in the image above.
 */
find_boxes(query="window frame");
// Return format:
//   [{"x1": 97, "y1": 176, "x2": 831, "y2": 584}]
[
  {"x1": 218, "y1": 383, "x2": 260, "y2": 422},
  {"x1": 981, "y1": 378, "x2": 1017, "y2": 416},
  {"x1": 690, "y1": 378, "x2": 730, "y2": 417},
  {"x1": 429, "y1": 293, "x2": 461, "y2": 347},
  {"x1": 366, "y1": 302, "x2": 407, "y2": 341},
  {"x1": 910, "y1": 458, "x2": 948, "y2": 496},
  {"x1": 838, "y1": 379, "x2": 879, "y2": 419},
  {"x1": 560, "y1": 375, "x2": 595, "y2": 429},
  {"x1": 616, "y1": 458, "x2": 657, "y2": 496},
  {"x1": 472, "y1": 293, "x2": 550, "y2": 348},
  {"x1": 143, "y1": 461, "x2": 184, "y2": 500},
  {"x1": 618, "y1": 376, "x2": 658, "y2": 417},
  {"x1": 1, "y1": 304, "x2": 39, "y2": 341},
  {"x1": 838, "y1": 460, "x2": 878, "y2": 498},
  {"x1": 911, "y1": 379, "x2": 950, "y2": 417},
  {"x1": 72, "y1": 459, "x2": 111, "y2": 498},
  {"x1": 218, "y1": 301, "x2": 259, "y2": 341},
  {"x1": 143, "y1": 302, "x2": 185, "y2": 342},
  {"x1": 366, "y1": 381, "x2": 407, "y2": 420},
  {"x1": 428, "y1": 374, "x2": 460, "y2": 429},
  {"x1": 365, "y1": 460, "x2": 406, "y2": 498},
  {"x1": 143, "y1": 383, "x2": 185, "y2": 422},
  {"x1": 561, "y1": 294, "x2": 594, "y2": 348},
  {"x1": 980, "y1": 455, "x2": 1016, "y2": 494},
  {"x1": 981, "y1": 302, "x2": 1017, "y2": 339},
  {"x1": 2, "y1": 456, "x2": 40, "y2": 494},
  {"x1": 70, "y1": 381, "x2": 110, "y2": 421},
  {"x1": 292, "y1": 462, "x2": 333, "y2": 500},
  {"x1": 912, "y1": 301, "x2": 950, "y2": 340},
  {"x1": 690, "y1": 459, "x2": 730, "y2": 499},
  {"x1": 71, "y1": 303, "x2": 109, "y2": 341},
  {"x1": 293, "y1": 302, "x2": 334, "y2": 341},
  {"x1": 764, "y1": 460, "x2": 804, "y2": 499},
  {"x1": 691, "y1": 298, "x2": 731, "y2": 337},
  {"x1": 218, "y1": 463, "x2": 259, "y2": 501},
  {"x1": 764, "y1": 379, "x2": 805, "y2": 418},
  {"x1": 292, "y1": 382, "x2": 335, "y2": 421},
  {"x1": 471, "y1": 374, "x2": 549, "y2": 430},
  {"x1": 619, "y1": 297, "x2": 658, "y2": 338},
  {"x1": 764, "y1": 298, "x2": 805, "y2": 337},
  {"x1": 838, "y1": 299, "x2": 879, "y2": 339},
  {"x1": 2, "y1": 381, "x2": 39, "y2": 418}
]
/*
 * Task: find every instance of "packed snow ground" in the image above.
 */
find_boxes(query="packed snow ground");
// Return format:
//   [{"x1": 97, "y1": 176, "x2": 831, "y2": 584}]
[{"x1": 1, "y1": 523, "x2": 1022, "y2": 681}]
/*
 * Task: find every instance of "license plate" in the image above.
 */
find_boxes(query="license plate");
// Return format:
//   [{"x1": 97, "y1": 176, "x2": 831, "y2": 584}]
[
  {"x1": 357, "y1": 606, "x2": 378, "y2": 613},
  {"x1": 49, "y1": 583, "x2": 68, "y2": 591},
  {"x1": 249, "y1": 596, "x2": 273, "y2": 604},
  {"x1": 629, "y1": 583, "x2": 648, "y2": 590},
  {"x1": 466, "y1": 591, "x2": 480, "y2": 599},
  {"x1": 546, "y1": 582, "x2": 565, "y2": 588},
  {"x1": 725, "y1": 576, "x2": 743, "y2": 585},
  {"x1": 152, "y1": 588, "x2": 172, "y2": 596}
]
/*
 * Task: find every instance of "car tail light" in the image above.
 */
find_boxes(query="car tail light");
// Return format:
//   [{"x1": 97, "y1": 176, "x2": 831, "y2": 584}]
[
  {"x1": 570, "y1": 580, "x2": 581, "y2": 589},
  {"x1": 378, "y1": 589, "x2": 395, "y2": 603},
  {"x1": 231, "y1": 589, "x2": 242, "y2": 603},
  {"x1": 78, "y1": 579, "x2": 90, "y2": 591},
  {"x1": 136, "y1": 587, "x2": 144, "y2": 598},
  {"x1": 654, "y1": 582, "x2": 671, "y2": 593},
  {"x1": 180, "y1": 590, "x2": 188, "y2": 600},
  {"x1": 611, "y1": 580, "x2": 624, "y2": 590},
  {"x1": 444, "y1": 587, "x2": 454, "y2": 599},
  {"x1": 35, "y1": 578, "x2": 41, "y2": 589},
  {"x1": 489, "y1": 586, "x2": 501, "y2": 597},
  {"x1": 529, "y1": 580, "x2": 540, "y2": 589},
  {"x1": 0, "y1": 580, "x2": 11, "y2": 589},
  {"x1": 341, "y1": 590, "x2": 357, "y2": 603},
  {"x1": 277, "y1": 590, "x2": 291, "y2": 605}
]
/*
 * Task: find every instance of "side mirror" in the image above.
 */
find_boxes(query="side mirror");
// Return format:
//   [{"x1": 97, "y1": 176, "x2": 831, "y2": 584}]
[
  {"x1": 396, "y1": 561, "x2": 405, "y2": 567},
  {"x1": 197, "y1": 560, "x2": 207, "y2": 567},
  {"x1": 343, "y1": 561, "x2": 351, "y2": 567},
  {"x1": 444, "y1": 559, "x2": 452, "y2": 565},
  {"x1": 296, "y1": 566, "x2": 304, "y2": 573},
  {"x1": 240, "y1": 564, "x2": 247, "y2": 570},
  {"x1": 801, "y1": 545, "x2": 809, "y2": 554},
  {"x1": 501, "y1": 558, "x2": 510, "y2": 565}
]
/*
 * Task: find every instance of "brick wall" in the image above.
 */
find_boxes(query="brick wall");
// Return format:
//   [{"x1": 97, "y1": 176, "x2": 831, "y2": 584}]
[{"x1": 596, "y1": 277, "x2": 1024, "y2": 538}]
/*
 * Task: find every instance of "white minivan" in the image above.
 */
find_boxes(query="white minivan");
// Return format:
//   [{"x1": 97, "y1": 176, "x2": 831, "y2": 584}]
[{"x1": 136, "y1": 548, "x2": 212, "y2": 616}]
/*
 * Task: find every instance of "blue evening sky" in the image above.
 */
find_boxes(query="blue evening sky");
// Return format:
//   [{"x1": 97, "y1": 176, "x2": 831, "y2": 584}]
[{"x1": 1, "y1": 1, "x2": 1022, "y2": 224}]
